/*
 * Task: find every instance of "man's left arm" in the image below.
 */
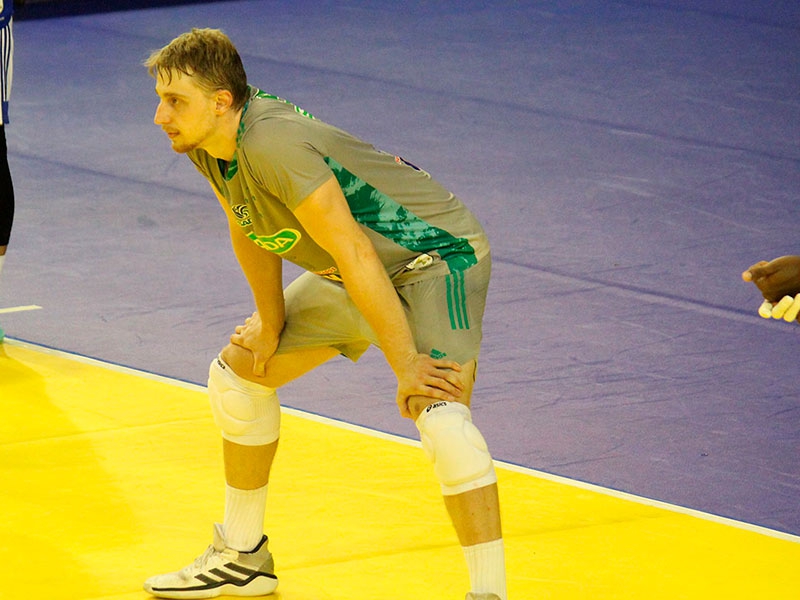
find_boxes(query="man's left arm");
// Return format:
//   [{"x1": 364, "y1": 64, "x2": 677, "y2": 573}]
[{"x1": 293, "y1": 175, "x2": 464, "y2": 416}]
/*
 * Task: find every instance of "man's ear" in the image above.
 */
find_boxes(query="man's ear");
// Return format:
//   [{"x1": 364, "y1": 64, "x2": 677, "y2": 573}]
[{"x1": 214, "y1": 90, "x2": 235, "y2": 113}]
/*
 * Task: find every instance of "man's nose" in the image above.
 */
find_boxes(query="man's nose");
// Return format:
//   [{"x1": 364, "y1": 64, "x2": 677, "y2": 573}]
[{"x1": 154, "y1": 102, "x2": 168, "y2": 125}]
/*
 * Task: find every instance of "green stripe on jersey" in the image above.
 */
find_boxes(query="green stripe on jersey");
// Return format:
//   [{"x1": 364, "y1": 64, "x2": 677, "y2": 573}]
[{"x1": 324, "y1": 157, "x2": 477, "y2": 273}]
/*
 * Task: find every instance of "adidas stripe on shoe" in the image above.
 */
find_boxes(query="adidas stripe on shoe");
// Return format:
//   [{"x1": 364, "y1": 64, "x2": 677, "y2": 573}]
[{"x1": 143, "y1": 523, "x2": 278, "y2": 598}]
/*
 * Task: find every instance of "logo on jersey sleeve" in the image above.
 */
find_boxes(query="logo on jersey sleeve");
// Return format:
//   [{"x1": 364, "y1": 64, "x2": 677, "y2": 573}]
[
  {"x1": 247, "y1": 229, "x2": 301, "y2": 254},
  {"x1": 231, "y1": 204, "x2": 252, "y2": 227}
]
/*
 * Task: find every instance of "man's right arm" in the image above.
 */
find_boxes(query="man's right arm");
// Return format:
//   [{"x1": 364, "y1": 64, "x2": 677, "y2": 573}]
[{"x1": 213, "y1": 187, "x2": 286, "y2": 372}]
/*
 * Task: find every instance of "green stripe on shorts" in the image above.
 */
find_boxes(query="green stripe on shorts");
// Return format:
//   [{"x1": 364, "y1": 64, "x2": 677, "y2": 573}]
[{"x1": 446, "y1": 271, "x2": 470, "y2": 330}]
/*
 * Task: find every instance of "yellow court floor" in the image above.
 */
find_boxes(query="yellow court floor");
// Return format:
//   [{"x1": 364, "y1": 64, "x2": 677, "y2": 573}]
[{"x1": 1, "y1": 339, "x2": 798, "y2": 600}]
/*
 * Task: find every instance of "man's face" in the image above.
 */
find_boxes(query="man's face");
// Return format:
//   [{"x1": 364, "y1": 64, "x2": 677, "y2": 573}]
[{"x1": 153, "y1": 70, "x2": 218, "y2": 154}]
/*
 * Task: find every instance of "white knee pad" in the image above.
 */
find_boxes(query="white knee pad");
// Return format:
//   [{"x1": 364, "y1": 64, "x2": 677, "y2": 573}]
[
  {"x1": 415, "y1": 401, "x2": 497, "y2": 496},
  {"x1": 208, "y1": 356, "x2": 281, "y2": 446}
]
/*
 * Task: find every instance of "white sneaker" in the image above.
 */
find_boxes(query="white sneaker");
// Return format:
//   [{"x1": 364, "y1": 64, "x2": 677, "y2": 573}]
[{"x1": 144, "y1": 524, "x2": 278, "y2": 598}]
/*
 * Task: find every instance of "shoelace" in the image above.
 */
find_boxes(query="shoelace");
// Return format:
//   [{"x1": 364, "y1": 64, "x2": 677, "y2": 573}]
[{"x1": 182, "y1": 544, "x2": 221, "y2": 576}]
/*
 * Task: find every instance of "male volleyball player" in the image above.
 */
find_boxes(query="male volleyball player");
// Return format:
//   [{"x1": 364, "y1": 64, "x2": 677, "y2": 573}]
[
  {"x1": 742, "y1": 255, "x2": 800, "y2": 324},
  {"x1": 143, "y1": 28, "x2": 507, "y2": 600},
  {"x1": 0, "y1": 0, "x2": 15, "y2": 343}
]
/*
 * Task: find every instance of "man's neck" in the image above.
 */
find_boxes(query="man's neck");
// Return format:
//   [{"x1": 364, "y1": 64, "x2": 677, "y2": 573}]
[{"x1": 204, "y1": 108, "x2": 243, "y2": 161}]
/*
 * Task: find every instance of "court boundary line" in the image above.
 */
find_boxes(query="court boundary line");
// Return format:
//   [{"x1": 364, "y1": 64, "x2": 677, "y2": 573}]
[
  {"x1": 0, "y1": 304, "x2": 43, "y2": 315},
  {"x1": 6, "y1": 337, "x2": 799, "y2": 545}
]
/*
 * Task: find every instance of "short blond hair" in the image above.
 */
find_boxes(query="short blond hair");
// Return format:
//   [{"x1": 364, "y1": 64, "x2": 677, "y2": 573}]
[{"x1": 144, "y1": 28, "x2": 249, "y2": 110}]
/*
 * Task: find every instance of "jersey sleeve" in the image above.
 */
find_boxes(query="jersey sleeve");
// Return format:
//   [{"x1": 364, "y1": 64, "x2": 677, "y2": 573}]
[{"x1": 239, "y1": 120, "x2": 333, "y2": 211}]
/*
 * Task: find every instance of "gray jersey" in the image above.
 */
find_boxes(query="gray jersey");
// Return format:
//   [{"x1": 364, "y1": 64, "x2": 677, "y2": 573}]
[{"x1": 189, "y1": 87, "x2": 489, "y2": 285}]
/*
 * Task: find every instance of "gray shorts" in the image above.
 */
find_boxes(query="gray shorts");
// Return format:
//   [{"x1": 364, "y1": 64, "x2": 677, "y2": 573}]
[{"x1": 275, "y1": 254, "x2": 491, "y2": 364}]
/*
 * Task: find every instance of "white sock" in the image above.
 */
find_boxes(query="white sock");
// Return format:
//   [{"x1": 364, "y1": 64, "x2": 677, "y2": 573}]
[
  {"x1": 223, "y1": 484, "x2": 268, "y2": 552},
  {"x1": 463, "y1": 538, "x2": 507, "y2": 600}
]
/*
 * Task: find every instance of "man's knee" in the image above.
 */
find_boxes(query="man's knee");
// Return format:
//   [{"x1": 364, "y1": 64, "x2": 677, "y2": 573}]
[
  {"x1": 411, "y1": 360, "x2": 495, "y2": 496},
  {"x1": 208, "y1": 355, "x2": 281, "y2": 446},
  {"x1": 415, "y1": 400, "x2": 497, "y2": 496}
]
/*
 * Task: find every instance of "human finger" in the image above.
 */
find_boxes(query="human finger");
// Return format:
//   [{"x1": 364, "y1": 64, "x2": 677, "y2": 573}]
[
  {"x1": 779, "y1": 294, "x2": 800, "y2": 322},
  {"x1": 414, "y1": 384, "x2": 459, "y2": 405},
  {"x1": 430, "y1": 357, "x2": 462, "y2": 371},
  {"x1": 424, "y1": 373, "x2": 463, "y2": 398},
  {"x1": 419, "y1": 359, "x2": 464, "y2": 392},
  {"x1": 771, "y1": 295, "x2": 794, "y2": 319},
  {"x1": 396, "y1": 392, "x2": 412, "y2": 419},
  {"x1": 743, "y1": 261, "x2": 772, "y2": 283},
  {"x1": 252, "y1": 355, "x2": 268, "y2": 378},
  {"x1": 429, "y1": 358, "x2": 464, "y2": 389},
  {"x1": 397, "y1": 378, "x2": 458, "y2": 415}
]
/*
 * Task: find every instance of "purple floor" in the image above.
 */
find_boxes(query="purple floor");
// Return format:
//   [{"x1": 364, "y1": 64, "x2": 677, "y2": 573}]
[{"x1": 2, "y1": 1, "x2": 799, "y2": 535}]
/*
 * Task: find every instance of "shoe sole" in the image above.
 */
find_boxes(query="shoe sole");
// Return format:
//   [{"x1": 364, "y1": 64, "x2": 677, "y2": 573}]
[{"x1": 144, "y1": 574, "x2": 278, "y2": 599}]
